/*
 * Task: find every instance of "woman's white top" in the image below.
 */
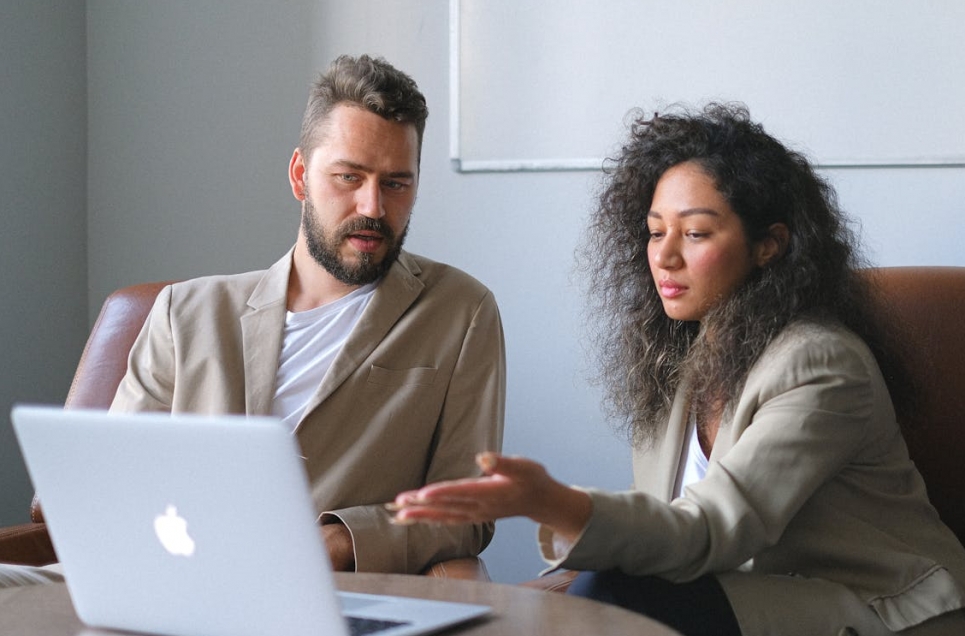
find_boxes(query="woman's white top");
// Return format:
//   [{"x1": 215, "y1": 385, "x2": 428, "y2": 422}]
[{"x1": 672, "y1": 411, "x2": 710, "y2": 499}]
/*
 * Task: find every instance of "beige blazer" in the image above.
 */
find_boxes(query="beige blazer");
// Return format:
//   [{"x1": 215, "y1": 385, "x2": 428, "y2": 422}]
[
  {"x1": 543, "y1": 320, "x2": 965, "y2": 634},
  {"x1": 112, "y1": 249, "x2": 506, "y2": 574}
]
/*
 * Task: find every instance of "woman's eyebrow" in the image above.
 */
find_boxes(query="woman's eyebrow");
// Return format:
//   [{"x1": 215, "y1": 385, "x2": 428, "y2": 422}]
[{"x1": 647, "y1": 208, "x2": 721, "y2": 218}]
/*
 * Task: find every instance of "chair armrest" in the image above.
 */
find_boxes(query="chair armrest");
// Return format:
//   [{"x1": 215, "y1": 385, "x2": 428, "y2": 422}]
[
  {"x1": 518, "y1": 569, "x2": 578, "y2": 592},
  {"x1": 0, "y1": 522, "x2": 57, "y2": 567},
  {"x1": 421, "y1": 557, "x2": 490, "y2": 581}
]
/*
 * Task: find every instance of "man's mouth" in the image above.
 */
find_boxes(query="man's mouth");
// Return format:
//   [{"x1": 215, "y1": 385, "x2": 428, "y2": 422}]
[{"x1": 347, "y1": 231, "x2": 385, "y2": 253}]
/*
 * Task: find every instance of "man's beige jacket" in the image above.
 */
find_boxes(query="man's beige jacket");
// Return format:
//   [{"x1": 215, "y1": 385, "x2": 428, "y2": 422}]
[{"x1": 113, "y1": 249, "x2": 506, "y2": 574}]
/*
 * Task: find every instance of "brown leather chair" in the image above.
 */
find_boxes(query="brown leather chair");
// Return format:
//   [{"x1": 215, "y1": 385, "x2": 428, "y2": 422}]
[
  {"x1": 524, "y1": 266, "x2": 965, "y2": 592},
  {"x1": 0, "y1": 281, "x2": 488, "y2": 580}
]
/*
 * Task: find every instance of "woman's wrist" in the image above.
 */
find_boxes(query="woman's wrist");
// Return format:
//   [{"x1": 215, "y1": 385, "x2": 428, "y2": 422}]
[{"x1": 535, "y1": 482, "x2": 592, "y2": 542}]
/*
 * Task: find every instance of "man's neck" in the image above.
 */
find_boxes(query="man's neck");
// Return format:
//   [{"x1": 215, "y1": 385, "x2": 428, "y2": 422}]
[{"x1": 287, "y1": 242, "x2": 361, "y2": 312}]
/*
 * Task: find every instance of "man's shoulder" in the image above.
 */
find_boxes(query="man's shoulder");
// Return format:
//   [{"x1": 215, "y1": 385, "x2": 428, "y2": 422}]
[
  {"x1": 397, "y1": 251, "x2": 492, "y2": 298},
  {"x1": 168, "y1": 268, "x2": 266, "y2": 295},
  {"x1": 163, "y1": 249, "x2": 291, "y2": 303},
  {"x1": 162, "y1": 268, "x2": 272, "y2": 313}
]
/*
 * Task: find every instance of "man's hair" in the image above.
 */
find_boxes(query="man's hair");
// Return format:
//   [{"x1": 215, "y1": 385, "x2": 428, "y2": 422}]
[
  {"x1": 580, "y1": 102, "x2": 911, "y2": 446},
  {"x1": 298, "y1": 54, "x2": 429, "y2": 162}
]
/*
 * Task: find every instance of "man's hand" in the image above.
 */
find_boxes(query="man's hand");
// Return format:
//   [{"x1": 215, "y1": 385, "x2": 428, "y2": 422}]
[{"x1": 321, "y1": 522, "x2": 355, "y2": 571}]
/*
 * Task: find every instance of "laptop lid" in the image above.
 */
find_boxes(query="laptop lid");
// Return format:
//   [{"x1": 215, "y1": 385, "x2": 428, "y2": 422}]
[{"x1": 11, "y1": 405, "x2": 490, "y2": 636}]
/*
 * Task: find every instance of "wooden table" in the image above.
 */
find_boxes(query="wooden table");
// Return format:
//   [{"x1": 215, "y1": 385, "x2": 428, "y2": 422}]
[{"x1": 0, "y1": 572, "x2": 682, "y2": 635}]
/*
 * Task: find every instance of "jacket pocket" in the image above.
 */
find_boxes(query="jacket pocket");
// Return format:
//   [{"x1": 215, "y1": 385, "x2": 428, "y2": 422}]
[{"x1": 869, "y1": 565, "x2": 965, "y2": 631}]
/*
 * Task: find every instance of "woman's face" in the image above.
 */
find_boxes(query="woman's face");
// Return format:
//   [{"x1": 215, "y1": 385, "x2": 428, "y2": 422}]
[{"x1": 647, "y1": 161, "x2": 764, "y2": 322}]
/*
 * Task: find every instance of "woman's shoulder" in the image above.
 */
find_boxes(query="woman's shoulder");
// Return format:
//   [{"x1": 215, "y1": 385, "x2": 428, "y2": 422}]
[
  {"x1": 768, "y1": 318, "x2": 872, "y2": 359},
  {"x1": 751, "y1": 318, "x2": 883, "y2": 391},
  {"x1": 736, "y1": 318, "x2": 895, "y2": 434}
]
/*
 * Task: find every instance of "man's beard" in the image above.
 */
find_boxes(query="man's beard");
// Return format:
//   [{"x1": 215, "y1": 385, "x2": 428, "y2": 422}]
[{"x1": 302, "y1": 198, "x2": 408, "y2": 286}]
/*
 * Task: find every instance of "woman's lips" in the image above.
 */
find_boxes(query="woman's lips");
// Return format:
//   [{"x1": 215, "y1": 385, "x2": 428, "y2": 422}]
[{"x1": 658, "y1": 280, "x2": 687, "y2": 299}]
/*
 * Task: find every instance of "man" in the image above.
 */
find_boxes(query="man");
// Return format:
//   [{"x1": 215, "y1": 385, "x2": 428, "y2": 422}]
[{"x1": 108, "y1": 54, "x2": 505, "y2": 574}]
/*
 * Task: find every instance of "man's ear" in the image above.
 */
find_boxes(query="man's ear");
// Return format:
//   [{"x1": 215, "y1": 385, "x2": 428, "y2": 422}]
[
  {"x1": 288, "y1": 148, "x2": 307, "y2": 200},
  {"x1": 755, "y1": 223, "x2": 790, "y2": 267}
]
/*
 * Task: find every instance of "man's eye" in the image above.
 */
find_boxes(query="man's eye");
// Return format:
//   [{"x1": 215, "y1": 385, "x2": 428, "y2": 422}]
[
  {"x1": 337, "y1": 174, "x2": 359, "y2": 183},
  {"x1": 383, "y1": 180, "x2": 406, "y2": 191}
]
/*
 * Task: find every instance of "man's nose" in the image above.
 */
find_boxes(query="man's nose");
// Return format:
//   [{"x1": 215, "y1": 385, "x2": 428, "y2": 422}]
[{"x1": 356, "y1": 180, "x2": 385, "y2": 219}]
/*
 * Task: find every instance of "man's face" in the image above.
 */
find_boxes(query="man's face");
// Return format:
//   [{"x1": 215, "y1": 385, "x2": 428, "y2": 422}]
[{"x1": 292, "y1": 104, "x2": 419, "y2": 286}]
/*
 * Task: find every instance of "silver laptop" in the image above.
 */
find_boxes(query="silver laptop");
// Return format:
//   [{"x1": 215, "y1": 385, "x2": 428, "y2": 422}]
[{"x1": 11, "y1": 405, "x2": 491, "y2": 636}]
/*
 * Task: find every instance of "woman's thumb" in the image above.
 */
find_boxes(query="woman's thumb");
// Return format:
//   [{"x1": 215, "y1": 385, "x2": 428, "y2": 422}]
[{"x1": 476, "y1": 451, "x2": 502, "y2": 475}]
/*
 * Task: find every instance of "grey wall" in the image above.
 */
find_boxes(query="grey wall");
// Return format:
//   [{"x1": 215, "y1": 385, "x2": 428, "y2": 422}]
[
  {"x1": 2, "y1": 0, "x2": 963, "y2": 583},
  {"x1": 86, "y1": 0, "x2": 315, "y2": 318},
  {"x1": 0, "y1": 2, "x2": 88, "y2": 525}
]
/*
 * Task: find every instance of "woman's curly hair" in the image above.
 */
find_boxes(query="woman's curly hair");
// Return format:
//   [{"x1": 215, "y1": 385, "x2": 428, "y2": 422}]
[{"x1": 579, "y1": 102, "x2": 910, "y2": 446}]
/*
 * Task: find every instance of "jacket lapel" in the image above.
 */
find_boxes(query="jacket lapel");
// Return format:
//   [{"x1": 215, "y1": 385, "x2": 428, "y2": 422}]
[
  {"x1": 298, "y1": 251, "x2": 424, "y2": 420},
  {"x1": 633, "y1": 379, "x2": 692, "y2": 501},
  {"x1": 240, "y1": 250, "x2": 292, "y2": 416}
]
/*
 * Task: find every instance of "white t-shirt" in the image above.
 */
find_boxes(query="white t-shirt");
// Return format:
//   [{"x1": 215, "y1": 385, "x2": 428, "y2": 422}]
[
  {"x1": 672, "y1": 411, "x2": 710, "y2": 499},
  {"x1": 271, "y1": 283, "x2": 376, "y2": 431}
]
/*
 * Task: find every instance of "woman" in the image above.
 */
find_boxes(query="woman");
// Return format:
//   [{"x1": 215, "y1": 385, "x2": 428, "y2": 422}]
[{"x1": 391, "y1": 104, "x2": 965, "y2": 635}]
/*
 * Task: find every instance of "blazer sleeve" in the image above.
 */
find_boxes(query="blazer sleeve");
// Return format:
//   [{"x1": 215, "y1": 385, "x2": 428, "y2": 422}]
[
  {"x1": 327, "y1": 290, "x2": 506, "y2": 573},
  {"x1": 549, "y1": 325, "x2": 882, "y2": 581},
  {"x1": 110, "y1": 286, "x2": 177, "y2": 412}
]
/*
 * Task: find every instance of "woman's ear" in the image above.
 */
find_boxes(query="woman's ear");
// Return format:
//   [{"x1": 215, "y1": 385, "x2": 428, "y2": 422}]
[{"x1": 755, "y1": 223, "x2": 790, "y2": 267}]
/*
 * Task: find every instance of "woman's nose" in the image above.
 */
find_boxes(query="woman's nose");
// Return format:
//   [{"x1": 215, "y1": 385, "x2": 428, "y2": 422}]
[{"x1": 652, "y1": 237, "x2": 681, "y2": 269}]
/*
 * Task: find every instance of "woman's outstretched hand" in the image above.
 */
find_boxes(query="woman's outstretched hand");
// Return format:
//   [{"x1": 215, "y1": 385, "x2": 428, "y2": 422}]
[{"x1": 389, "y1": 452, "x2": 592, "y2": 542}]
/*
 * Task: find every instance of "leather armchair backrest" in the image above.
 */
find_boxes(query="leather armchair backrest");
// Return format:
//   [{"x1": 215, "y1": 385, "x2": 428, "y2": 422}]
[
  {"x1": 64, "y1": 281, "x2": 173, "y2": 411},
  {"x1": 30, "y1": 281, "x2": 173, "y2": 522},
  {"x1": 863, "y1": 267, "x2": 965, "y2": 545}
]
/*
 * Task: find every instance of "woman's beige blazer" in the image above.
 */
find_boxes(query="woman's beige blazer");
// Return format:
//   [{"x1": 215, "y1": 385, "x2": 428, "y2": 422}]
[{"x1": 544, "y1": 320, "x2": 965, "y2": 634}]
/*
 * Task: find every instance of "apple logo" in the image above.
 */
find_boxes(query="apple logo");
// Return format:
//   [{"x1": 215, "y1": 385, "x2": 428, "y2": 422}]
[{"x1": 153, "y1": 505, "x2": 196, "y2": 557}]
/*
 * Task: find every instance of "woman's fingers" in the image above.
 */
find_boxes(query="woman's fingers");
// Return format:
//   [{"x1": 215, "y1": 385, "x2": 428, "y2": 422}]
[
  {"x1": 476, "y1": 451, "x2": 498, "y2": 474},
  {"x1": 388, "y1": 495, "x2": 487, "y2": 525},
  {"x1": 388, "y1": 453, "x2": 554, "y2": 525}
]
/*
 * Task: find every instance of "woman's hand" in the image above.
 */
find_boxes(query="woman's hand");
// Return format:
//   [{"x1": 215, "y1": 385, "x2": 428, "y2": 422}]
[{"x1": 389, "y1": 452, "x2": 592, "y2": 542}]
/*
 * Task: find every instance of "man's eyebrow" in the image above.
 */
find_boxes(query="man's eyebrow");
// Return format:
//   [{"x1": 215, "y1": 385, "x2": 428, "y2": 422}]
[
  {"x1": 647, "y1": 208, "x2": 721, "y2": 219},
  {"x1": 332, "y1": 159, "x2": 415, "y2": 180}
]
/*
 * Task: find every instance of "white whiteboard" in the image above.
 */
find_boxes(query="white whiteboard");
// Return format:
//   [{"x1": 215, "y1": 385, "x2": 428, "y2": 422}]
[{"x1": 449, "y1": 0, "x2": 965, "y2": 172}]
